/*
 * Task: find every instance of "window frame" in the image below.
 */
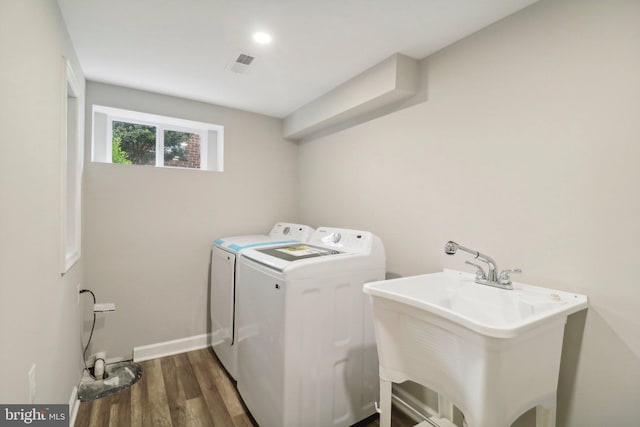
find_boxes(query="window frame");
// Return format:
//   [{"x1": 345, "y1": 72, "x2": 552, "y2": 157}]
[
  {"x1": 92, "y1": 105, "x2": 224, "y2": 171},
  {"x1": 61, "y1": 57, "x2": 82, "y2": 274}
]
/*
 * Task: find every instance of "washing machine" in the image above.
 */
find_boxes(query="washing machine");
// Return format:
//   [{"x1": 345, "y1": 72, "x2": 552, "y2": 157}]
[
  {"x1": 236, "y1": 227, "x2": 385, "y2": 427},
  {"x1": 210, "y1": 222, "x2": 314, "y2": 380}
]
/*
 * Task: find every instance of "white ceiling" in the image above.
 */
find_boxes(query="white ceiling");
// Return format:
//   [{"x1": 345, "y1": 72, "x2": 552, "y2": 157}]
[{"x1": 57, "y1": 0, "x2": 538, "y2": 118}]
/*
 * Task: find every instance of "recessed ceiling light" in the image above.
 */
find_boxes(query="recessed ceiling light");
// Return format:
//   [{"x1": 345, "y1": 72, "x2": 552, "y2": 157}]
[{"x1": 253, "y1": 32, "x2": 272, "y2": 45}]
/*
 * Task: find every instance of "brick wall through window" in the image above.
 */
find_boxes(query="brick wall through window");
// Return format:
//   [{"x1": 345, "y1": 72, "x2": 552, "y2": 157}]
[{"x1": 165, "y1": 134, "x2": 201, "y2": 169}]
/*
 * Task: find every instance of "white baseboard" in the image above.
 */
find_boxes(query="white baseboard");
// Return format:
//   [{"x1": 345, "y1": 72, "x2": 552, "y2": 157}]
[
  {"x1": 68, "y1": 386, "x2": 80, "y2": 427},
  {"x1": 133, "y1": 333, "x2": 211, "y2": 362}
]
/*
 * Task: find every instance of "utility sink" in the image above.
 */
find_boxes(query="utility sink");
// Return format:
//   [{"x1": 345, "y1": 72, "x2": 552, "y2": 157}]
[
  {"x1": 364, "y1": 269, "x2": 587, "y2": 339},
  {"x1": 364, "y1": 269, "x2": 588, "y2": 427}
]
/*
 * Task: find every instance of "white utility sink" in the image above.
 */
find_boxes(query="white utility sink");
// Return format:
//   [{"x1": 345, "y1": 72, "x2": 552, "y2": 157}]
[
  {"x1": 363, "y1": 269, "x2": 588, "y2": 427},
  {"x1": 365, "y1": 269, "x2": 587, "y2": 339}
]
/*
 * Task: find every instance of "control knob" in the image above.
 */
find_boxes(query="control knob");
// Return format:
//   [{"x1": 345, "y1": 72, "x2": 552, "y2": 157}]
[{"x1": 328, "y1": 232, "x2": 341, "y2": 243}]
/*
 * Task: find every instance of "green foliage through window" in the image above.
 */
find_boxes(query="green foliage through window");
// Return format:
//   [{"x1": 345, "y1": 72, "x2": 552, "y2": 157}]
[
  {"x1": 111, "y1": 121, "x2": 196, "y2": 167},
  {"x1": 112, "y1": 135, "x2": 132, "y2": 164},
  {"x1": 112, "y1": 121, "x2": 156, "y2": 165}
]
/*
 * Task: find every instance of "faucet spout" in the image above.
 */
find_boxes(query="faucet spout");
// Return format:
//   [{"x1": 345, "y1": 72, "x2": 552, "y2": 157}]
[{"x1": 444, "y1": 241, "x2": 500, "y2": 284}]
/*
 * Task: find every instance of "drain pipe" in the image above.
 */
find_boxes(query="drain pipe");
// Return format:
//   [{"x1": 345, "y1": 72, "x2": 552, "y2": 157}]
[{"x1": 94, "y1": 352, "x2": 106, "y2": 380}]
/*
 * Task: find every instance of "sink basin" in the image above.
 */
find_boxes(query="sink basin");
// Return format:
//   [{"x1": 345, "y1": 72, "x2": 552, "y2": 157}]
[
  {"x1": 364, "y1": 269, "x2": 587, "y2": 338},
  {"x1": 363, "y1": 269, "x2": 588, "y2": 427}
]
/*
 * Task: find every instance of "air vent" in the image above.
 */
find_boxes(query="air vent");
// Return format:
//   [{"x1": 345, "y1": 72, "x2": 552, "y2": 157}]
[
  {"x1": 227, "y1": 52, "x2": 256, "y2": 74},
  {"x1": 236, "y1": 54, "x2": 254, "y2": 66}
]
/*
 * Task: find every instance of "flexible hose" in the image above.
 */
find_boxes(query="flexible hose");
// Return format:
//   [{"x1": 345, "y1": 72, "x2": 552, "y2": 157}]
[{"x1": 79, "y1": 289, "x2": 96, "y2": 379}]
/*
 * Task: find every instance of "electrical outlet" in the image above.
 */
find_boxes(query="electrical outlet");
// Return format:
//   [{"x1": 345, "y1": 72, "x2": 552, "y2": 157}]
[{"x1": 28, "y1": 363, "x2": 36, "y2": 404}]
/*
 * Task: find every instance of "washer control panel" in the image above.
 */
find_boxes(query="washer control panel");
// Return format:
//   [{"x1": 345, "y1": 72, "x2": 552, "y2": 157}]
[
  {"x1": 270, "y1": 223, "x2": 314, "y2": 241},
  {"x1": 311, "y1": 227, "x2": 372, "y2": 253}
]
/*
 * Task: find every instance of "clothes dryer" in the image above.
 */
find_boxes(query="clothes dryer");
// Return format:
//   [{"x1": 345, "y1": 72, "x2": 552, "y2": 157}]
[
  {"x1": 236, "y1": 227, "x2": 385, "y2": 427},
  {"x1": 210, "y1": 222, "x2": 313, "y2": 380}
]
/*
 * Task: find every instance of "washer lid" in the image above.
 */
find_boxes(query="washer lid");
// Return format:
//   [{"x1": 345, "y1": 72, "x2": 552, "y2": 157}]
[
  {"x1": 255, "y1": 244, "x2": 342, "y2": 262},
  {"x1": 214, "y1": 234, "x2": 298, "y2": 253}
]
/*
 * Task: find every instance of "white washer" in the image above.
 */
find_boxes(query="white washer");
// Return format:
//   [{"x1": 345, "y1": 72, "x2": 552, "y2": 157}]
[
  {"x1": 236, "y1": 227, "x2": 385, "y2": 427},
  {"x1": 210, "y1": 222, "x2": 314, "y2": 380}
]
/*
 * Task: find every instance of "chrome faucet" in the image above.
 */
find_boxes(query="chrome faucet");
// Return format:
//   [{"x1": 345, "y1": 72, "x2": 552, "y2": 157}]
[{"x1": 444, "y1": 241, "x2": 521, "y2": 290}]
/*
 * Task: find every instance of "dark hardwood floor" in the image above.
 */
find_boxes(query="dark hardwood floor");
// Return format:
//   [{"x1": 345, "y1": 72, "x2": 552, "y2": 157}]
[{"x1": 75, "y1": 348, "x2": 416, "y2": 427}]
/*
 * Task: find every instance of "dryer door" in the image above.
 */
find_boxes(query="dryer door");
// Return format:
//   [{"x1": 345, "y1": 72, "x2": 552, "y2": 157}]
[{"x1": 211, "y1": 247, "x2": 236, "y2": 374}]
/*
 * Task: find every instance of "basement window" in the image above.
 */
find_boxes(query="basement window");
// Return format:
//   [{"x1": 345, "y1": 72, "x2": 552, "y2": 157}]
[{"x1": 91, "y1": 105, "x2": 224, "y2": 171}]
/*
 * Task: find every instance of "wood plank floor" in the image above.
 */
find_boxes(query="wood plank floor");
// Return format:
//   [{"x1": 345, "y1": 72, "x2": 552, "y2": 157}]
[{"x1": 75, "y1": 348, "x2": 417, "y2": 427}]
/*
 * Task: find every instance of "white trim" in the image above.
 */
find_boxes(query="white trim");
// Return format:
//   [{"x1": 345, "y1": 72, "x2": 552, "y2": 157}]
[
  {"x1": 61, "y1": 57, "x2": 83, "y2": 275},
  {"x1": 106, "y1": 116, "x2": 113, "y2": 163},
  {"x1": 214, "y1": 127, "x2": 224, "y2": 171},
  {"x1": 59, "y1": 57, "x2": 68, "y2": 275},
  {"x1": 68, "y1": 386, "x2": 80, "y2": 427},
  {"x1": 94, "y1": 105, "x2": 223, "y2": 134},
  {"x1": 155, "y1": 125, "x2": 163, "y2": 167},
  {"x1": 133, "y1": 333, "x2": 211, "y2": 362},
  {"x1": 199, "y1": 130, "x2": 208, "y2": 170}
]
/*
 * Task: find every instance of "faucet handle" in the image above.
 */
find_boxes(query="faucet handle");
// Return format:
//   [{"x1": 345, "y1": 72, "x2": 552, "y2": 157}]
[
  {"x1": 499, "y1": 268, "x2": 522, "y2": 285},
  {"x1": 465, "y1": 261, "x2": 487, "y2": 280}
]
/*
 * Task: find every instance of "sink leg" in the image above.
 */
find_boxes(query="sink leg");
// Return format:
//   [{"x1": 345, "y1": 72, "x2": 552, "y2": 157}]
[
  {"x1": 438, "y1": 393, "x2": 454, "y2": 421},
  {"x1": 536, "y1": 404, "x2": 556, "y2": 427},
  {"x1": 379, "y1": 378, "x2": 392, "y2": 427}
]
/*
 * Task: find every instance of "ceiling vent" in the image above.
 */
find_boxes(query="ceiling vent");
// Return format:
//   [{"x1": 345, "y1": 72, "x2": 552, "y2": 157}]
[{"x1": 227, "y1": 52, "x2": 255, "y2": 74}]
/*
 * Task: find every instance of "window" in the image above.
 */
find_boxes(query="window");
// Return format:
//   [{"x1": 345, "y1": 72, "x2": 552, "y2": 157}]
[{"x1": 92, "y1": 105, "x2": 224, "y2": 171}]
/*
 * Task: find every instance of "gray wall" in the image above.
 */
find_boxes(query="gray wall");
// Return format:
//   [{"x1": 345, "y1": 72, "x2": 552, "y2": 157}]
[
  {"x1": 83, "y1": 82, "x2": 299, "y2": 359},
  {"x1": 0, "y1": 0, "x2": 85, "y2": 404},
  {"x1": 297, "y1": 0, "x2": 640, "y2": 425}
]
